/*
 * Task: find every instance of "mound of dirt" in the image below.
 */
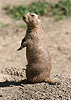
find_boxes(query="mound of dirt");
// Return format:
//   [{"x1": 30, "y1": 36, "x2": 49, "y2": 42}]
[{"x1": 0, "y1": 74, "x2": 71, "y2": 100}]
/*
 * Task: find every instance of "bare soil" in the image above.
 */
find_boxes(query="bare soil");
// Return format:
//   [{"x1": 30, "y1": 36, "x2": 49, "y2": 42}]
[{"x1": 0, "y1": 0, "x2": 71, "y2": 100}]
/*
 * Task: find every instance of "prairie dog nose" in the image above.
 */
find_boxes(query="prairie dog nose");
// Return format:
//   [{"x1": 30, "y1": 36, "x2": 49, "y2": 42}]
[{"x1": 23, "y1": 16, "x2": 26, "y2": 20}]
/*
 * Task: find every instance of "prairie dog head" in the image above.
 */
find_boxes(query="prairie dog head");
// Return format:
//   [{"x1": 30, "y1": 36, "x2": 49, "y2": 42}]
[{"x1": 23, "y1": 13, "x2": 41, "y2": 27}]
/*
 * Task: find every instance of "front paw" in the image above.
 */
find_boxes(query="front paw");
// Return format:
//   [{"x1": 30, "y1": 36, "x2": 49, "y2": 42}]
[{"x1": 17, "y1": 47, "x2": 22, "y2": 51}]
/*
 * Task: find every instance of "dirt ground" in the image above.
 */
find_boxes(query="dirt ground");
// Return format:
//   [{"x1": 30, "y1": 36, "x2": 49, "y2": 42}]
[{"x1": 0, "y1": 0, "x2": 71, "y2": 100}]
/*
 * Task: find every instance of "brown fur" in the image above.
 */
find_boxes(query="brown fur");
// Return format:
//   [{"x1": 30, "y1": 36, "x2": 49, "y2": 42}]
[{"x1": 17, "y1": 13, "x2": 60, "y2": 84}]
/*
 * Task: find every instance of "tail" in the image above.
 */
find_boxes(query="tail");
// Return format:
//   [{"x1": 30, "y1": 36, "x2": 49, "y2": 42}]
[
  {"x1": 45, "y1": 78, "x2": 61, "y2": 85},
  {"x1": 17, "y1": 47, "x2": 23, "y2": 51}
]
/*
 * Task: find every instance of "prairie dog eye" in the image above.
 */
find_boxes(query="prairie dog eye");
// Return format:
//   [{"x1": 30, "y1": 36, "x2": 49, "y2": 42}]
[{"x1": 31, "y1": 14, "x2": 35, "y2": 17}]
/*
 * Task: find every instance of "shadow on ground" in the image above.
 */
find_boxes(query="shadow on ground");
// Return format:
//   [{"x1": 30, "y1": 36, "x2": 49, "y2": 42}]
[
  {"x1": 0, "y1": 80, "x2": 47, "y2": 87},
  {"x1": 0, "y1": 79, "x2": 30, "y2": 87}
]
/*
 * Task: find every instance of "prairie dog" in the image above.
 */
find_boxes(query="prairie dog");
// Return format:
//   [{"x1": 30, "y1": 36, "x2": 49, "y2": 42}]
[{"x1": 17, "y1": 13, "x2": 60, "y2": 84}]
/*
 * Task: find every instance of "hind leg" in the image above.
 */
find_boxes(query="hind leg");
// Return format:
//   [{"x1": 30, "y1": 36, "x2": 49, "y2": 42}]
[{"x1": 45, "y1": 78, "x2": 61, "y2": 85}]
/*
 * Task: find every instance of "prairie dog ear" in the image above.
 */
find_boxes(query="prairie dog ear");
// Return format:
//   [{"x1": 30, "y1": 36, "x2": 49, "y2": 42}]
[{"x1": 38, "y1": 15, "x2": 40, "y2": 19}]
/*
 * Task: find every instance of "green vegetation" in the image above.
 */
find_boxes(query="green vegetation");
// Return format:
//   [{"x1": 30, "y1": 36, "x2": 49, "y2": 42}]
[
  {"x1": 18, "y1": 24, "x2": 26, "y2": 28},
  {"x1": 51, "y1": 0, "x2": 71, "y2": 21},
  {"x1": 3, "y1": 1, "x2": 48, "y2": 20},
  {"x1": 0, "y1": 22, "x2": 8, "y2": 28},
  {"x1": 3, "y1": 0, "x2": 71, "y2": 21},
  {"x1": 52, "y1": 0, "x2": 71, "y2": 16}
]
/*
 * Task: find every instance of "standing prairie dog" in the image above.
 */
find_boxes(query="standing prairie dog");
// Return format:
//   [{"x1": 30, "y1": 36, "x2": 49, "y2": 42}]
[{"x1": 17, "y1": 13, "x2": 60, "y2": 84}]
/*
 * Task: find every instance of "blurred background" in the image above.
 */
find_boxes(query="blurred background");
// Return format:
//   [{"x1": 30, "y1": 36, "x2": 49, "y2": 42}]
[{"x1": 0, "y1": 0, "x2": 71, "y2": 82}]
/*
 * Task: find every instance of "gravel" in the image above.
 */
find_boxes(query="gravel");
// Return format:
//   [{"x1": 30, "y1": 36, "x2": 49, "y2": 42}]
[{"x1": 0, "y1": 70, "x2": 71, "y2": 100}]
